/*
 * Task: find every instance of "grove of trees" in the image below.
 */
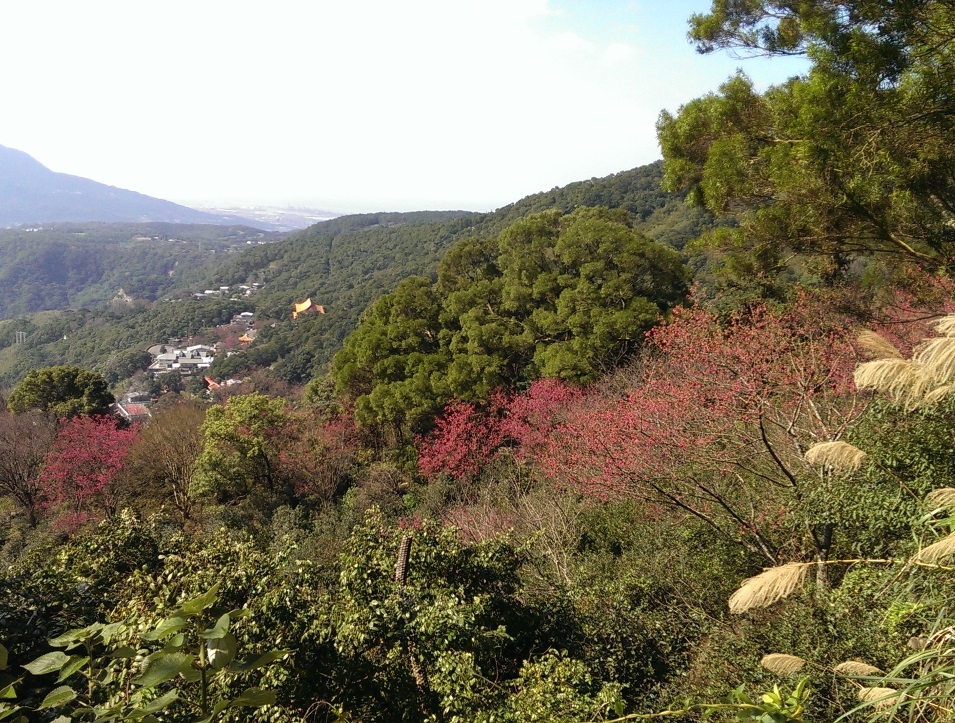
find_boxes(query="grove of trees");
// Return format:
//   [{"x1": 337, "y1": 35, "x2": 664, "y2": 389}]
[{"x1": 7, "y1": 3, "x2": 955, "y2": 721}]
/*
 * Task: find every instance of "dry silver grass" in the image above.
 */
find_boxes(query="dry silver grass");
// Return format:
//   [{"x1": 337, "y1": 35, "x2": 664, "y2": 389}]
[
  {"x1": 920, "y1": 383, "x2": 955, "y2": 406},
  {"x1": 913, "y1": 337, "x2": 955, "y2": 386},
  {"x1": 926, "y1": 488, "x2": 955, "y2": 513},
  {"x1": 857, "y1": 330, "x2": 903, "y2": 359},
  {"x1": 913, "y1": 531, "x2": 955, "y2": 564},
  {"x1": 857, "y1": 687, "x2": 900, "y2": 708},
  {"x1": 932, "y1": 314, "x2": 955, "y2": 337},
  {"x1": 728, "y1": 562, "x2": 811, "y2": 614},
  {"x1": 761, "y1": 653, "x2": 806, "y2": 675},
  {"x1": 834, "y1": 660, "x2": 882, "y2": 676},
  {"x1": 804, "y1": 441, "x2": 868, "y2": 474},
  {"x1": 853, "y1": 358, "x2": 928, "y2": 404}
]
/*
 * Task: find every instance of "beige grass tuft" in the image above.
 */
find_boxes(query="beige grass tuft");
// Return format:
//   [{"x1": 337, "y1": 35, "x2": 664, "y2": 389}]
[
  {"x1": 853, "y1": 358, "x2": 927, "y2": 404},
  {"x1": 857, "y1": 330, "x2": 902, "y2": 359},
  {"x1": 926, "y1": 488, "x2": 955, "y2": 513},
  {"x1": 834, "y1": 660, "x2": 882, "y2": 676},
  {"x1": 913, "y1": 337, "x2": 955, "y2": 386},
  {"x1": 760, "y1": 653, "x2": 806, "y2": 675},
  {"x1": 920, "y1": 383, "x2": 955, "y2": 406},
  {"x1": 857, "y1": 687, "x2": 899, "y2": 708},
  {"x1": 804, "y1": 441, "x2": 868, "y2": 474},
  {"x1": 728, "y1": 562, "x2": 811, "y2": 614},
  {"x1": 913, "y1": 531, "x2": 955, "y2": 564},
  {"x1": 932, "y1": 314, "x2": 955, "y2": 337}
]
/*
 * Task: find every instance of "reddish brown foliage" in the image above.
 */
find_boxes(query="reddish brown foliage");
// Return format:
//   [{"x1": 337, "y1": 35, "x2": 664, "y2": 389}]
[{"x1": 39, "y1": 415, "x2": 139, "y2": 532}]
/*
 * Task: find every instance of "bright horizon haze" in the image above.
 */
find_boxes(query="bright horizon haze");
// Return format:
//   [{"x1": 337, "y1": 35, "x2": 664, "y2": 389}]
[{"x1": 1, "y1": 1, "x2": 806, "y2": 214}]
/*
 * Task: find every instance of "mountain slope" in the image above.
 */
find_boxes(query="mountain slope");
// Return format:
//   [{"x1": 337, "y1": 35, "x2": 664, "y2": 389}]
[
  {"x1": 0, "y1": 162, "x2": 710, "y2": 386},
  {"x1": 0, "y1": 145, "x2": 262, "y2": 227}
]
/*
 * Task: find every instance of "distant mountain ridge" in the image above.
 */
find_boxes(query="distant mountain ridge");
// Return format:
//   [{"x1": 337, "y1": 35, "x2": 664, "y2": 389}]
[{"x1": 0, "y1": 145, "x2": 274, "y2": 228}]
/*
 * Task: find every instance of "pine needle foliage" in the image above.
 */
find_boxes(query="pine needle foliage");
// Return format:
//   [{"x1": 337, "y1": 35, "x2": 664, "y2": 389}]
[
  {"x1": 804, "y1": 441, "x2": 867, "y2": 474},
  {"x1": 728, "y1": 562, "x2": 811, "y2": 614},
  {"x1": 760, "y1": 654, "x2": 806, "y2": 675}
]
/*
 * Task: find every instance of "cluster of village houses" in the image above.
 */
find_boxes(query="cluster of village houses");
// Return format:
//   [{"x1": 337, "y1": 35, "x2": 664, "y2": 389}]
[
  {"x1": 111, "y1": 287, "x2": 323, "y2": 423},
  {"x1": 113, "y1": 310, "x2": 256, "y2": 422}
]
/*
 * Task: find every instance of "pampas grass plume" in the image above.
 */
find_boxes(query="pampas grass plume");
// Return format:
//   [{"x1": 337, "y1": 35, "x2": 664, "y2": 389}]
[
  {"x1": 853, "y1": 358, "x2": 926, "y2": 404},
  {"x1": 913, "y1": 531, "x2": 955, "y2": 564},
  {"x1": 920, "y1": 383, "x2": 955, "y2": 406},
  {"x1": 857, "y1": 330, "x2": 902, "y2": 359},
  {"x1": 804, "y1": 441, "x2": 867, "y2": 474},
  {"x1": 761, "y1": 653, "x2": 806, "y2": 675},
  {"x1": 857, "y1": 687, "x2": 899, "y2": 708},
  {"x1": 926, "y1": 488, "x2": 955, "y2": 512},
  {"x1": 834, "y1": 661, "x2": 882, "y2": 676},
  {"x1": 913, "y1": 337, "x2": 955, "y2": 385},
  {"x1": 728, "y1": 562, "x2": 810, "y2": 614},
  {"x1": 932, "y1": 314, "x2": 955, "y2": 337}
]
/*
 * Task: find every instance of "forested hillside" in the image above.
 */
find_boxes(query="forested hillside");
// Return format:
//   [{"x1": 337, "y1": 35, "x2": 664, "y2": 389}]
[
  {"x1": 0, "y1": 162, "x2": 706, "y2": 387},
  {"x1": 0, "y1": 223, "x2": 279, "y2": 317},
  {"x1": 8, "y1": 3, "x2": 955, "y2": 721},
  {"x1": 207, "y1": 162, "x2": 708, "y2": 383}
]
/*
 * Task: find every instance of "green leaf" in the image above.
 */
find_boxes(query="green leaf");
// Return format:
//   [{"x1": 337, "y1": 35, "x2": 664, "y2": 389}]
[
  {"x1": 37, "y1": 685, "x2": 77, "y2": 710},
  {"x1": 109, "y1": 646, "x2": 136, "y2": 660},
  {"x1": 175, "y1": 584, "x2": 220, "y2": 616},
  {"x1": 0, "y1": 682, "x2": 16, "y2": 700},
  {"x1": 206, "y1": 633, "x2": 238, "y2": 671},
  {"x1": 56, "y1": 656, "x2": 89, "y2": 683},
  {"x1": 23, "y1": 652, "x2": 70, "y2": 675},
  {"x1": 200, "y1": 613, "x2": 231, "y2": 640},
  {"x1": 0, "y1": 644, "x2": 7, "y2": 670},
  {"x1": 141, "y1": 616, "x2": 187, "y2": 641},
  {"x1": 161, "y1": 634, "x2": 185, "y2": 653},
  {"x1": 227, "y1": 649, "x2": 289, "y2": 673},
  {"x1": 100, "y1": 623, "x2": 124, "y2": 644},
  {"x1": 134, "y1": 652, "x2": 194, "y2": 688},
  {"x1": 138, "y1": 689, "x2": 179, "y2": 714},
  {"x1": 48, "y1": 623, "x2": 103, "y2": 648},
  {"x1": 179, "y1": 667, "x2": 201, "y2": 683},
  {"x1": 229, "y1": 687, "x2": 276, "y2": 708}
]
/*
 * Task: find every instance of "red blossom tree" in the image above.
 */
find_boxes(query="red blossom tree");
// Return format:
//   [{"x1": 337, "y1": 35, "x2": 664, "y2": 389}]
[
  {"x1": 416, "y1": 379, "x2": 587, "y2": 481},
  {"x1": 416, "y1": 396, "x2": 508, "y2": 481},
  {"x1": 39, "y1": 415, "x2": 139, "y2": 532},
  {"x1": 279, "y1": 410, "x2": 363, "y2": 502},
  {"x1": 530, "y1": 294, "x2": 868, "y2": 566}
]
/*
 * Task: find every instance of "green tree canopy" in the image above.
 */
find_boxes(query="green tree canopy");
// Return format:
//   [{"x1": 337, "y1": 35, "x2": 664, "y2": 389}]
[
  {"x1": 193, "y1": 392, "x2": 292, "y2": 505},
  {"x1": 7, "y1": 365, "x2": 114, "y2": 417},
  {"x1": 659, "y1": 0, "x2": 955, "y2": 292},
  {"x1": 333, "y1": 207, "x2": 689, "y2": 437}
]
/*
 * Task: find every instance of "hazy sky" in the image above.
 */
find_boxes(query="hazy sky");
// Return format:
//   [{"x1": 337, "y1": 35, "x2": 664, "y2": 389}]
[{"x1": 0, "y1": 1, "x2": 807, "y2": 213}]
